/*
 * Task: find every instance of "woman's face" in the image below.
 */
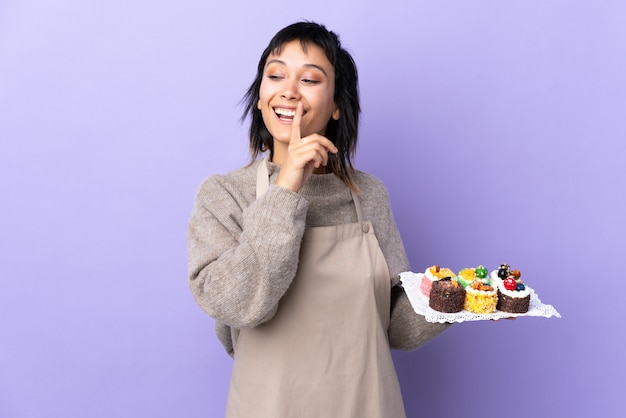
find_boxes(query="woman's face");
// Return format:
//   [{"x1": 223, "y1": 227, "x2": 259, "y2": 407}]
[{"x1": 257, "y1": 40, "x2": 339, "y2": 148}]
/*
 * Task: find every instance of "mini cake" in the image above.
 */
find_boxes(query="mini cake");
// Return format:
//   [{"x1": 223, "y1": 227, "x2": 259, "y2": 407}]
[
  {"x1": 420, "y1": 265, "x2": 456, "y2": 297},
  {"x1": 428, "y1": 278, "x2": 466, "y2": 313},
  {"x1": 457, "y1": 265, "x2": 490, "y2": 288},
  {"x1": 496, "y1": 272, "x2": 531, "y2": 314},
  {"x1": 464, "y1": 281, "x2": 498, "y2": 314},
  {"x1": 456, "y1": 268, "x2": 475, "y2": 288}
]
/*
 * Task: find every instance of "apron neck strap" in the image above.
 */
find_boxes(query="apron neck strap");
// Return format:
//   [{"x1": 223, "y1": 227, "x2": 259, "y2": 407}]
[
  {"x1": 256, "y1": 157, "x2": 364, "y2": 222},
  {"x1": 351, "y1": 188, "x2": 364, "y2": 222},
  {"x1": 256, "y1": 157, "x2": 270, "y2": 199}
]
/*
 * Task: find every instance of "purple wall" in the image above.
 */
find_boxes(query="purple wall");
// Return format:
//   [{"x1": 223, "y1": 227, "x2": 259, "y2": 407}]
[{"x1": 1, "y1": 1, "x2": 624, "y2": 417}]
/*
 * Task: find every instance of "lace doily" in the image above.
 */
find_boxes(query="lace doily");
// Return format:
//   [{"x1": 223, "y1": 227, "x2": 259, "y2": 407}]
[{"x1": 400, "y1": 271, "x2": 561, "y2": 323}]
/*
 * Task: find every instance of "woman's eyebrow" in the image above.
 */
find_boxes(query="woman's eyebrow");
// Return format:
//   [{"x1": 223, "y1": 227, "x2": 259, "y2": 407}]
[
  {"x1": 265, "y1": 59, "x2": 328, "y2": 77},
  {"x1": 303, "y1": 64, "x2": 328, "y2": 77}
]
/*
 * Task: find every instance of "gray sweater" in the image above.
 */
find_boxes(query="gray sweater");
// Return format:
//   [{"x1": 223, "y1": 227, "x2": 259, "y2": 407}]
[{"x1": 188, "y1": 158, "x2": 450, "y2": 356}]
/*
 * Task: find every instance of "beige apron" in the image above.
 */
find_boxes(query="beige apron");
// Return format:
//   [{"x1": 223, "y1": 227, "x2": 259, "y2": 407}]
[{"x1": 225, "y1": 160, "x2": 406, "y2": 418}]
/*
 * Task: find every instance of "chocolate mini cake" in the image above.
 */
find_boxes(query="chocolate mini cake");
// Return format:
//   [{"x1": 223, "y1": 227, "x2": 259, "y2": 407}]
[
  {"x1": 496, "y1": 289, "x2": 531, "y2": 313},
  {"x1": 495, "y1": 269, "x2": 531, "y2": 314},
  {"x1": 428, "y1": 278, "x2": 466, "y2": 313}
]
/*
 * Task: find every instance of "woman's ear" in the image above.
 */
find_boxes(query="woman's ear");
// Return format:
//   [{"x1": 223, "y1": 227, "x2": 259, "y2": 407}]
[
  {"x1": 332, "y1": 107, "x2": 340, "y2": 120},
  {"x1": 257, "y1": 100, "x2": 262, "y2": 110}
]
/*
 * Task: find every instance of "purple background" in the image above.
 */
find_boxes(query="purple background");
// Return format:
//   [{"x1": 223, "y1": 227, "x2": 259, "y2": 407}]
[{"x1": 1, "y1": 1, "x2": 624, "y2": 417}]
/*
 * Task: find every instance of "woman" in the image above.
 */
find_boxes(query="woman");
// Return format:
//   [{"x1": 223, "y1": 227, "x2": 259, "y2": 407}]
[{"x1": 188, "y1": 21, "x2": 450, "y2": 418}]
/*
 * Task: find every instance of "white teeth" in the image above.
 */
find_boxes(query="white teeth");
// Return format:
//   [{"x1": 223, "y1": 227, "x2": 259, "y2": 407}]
[{"x1": 275, "y1": 108, "x2": 296, "y2": 117}]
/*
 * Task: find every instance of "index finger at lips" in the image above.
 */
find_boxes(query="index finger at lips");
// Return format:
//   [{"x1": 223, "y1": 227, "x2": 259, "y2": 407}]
[{"x1": 290, "y1": 102, "x2": 303, "y2": 144}]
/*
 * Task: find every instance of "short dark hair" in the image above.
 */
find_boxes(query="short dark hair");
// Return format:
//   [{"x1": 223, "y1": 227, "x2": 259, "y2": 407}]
[{"x1": 241, "y1": 21, "x2": 361, "y2": 190}]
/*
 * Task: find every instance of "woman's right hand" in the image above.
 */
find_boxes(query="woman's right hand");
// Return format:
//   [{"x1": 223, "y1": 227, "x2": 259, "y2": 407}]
[{"x1": 276, "y1": 102, "x2": 338, "y2": 192}]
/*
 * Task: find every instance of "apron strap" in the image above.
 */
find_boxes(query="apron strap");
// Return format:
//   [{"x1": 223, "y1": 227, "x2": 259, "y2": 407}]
[
  {"x1": 256, "y1": 157, "x2": 270, "y2": 198},
  {"x1": 351, "y1": 189, "x2": 364, "y2": 223},
  {"x1": 256, "y1": 156, "x2": 364, "y2": 223}
]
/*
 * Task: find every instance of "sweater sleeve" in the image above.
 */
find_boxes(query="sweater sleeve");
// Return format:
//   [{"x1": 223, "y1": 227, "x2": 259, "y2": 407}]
[
  {"x1": 359, "y1": 174, "x2": 452, "y2": 350},
  {"x1": 188, "y1": 174, "x2": 308, "y2": 329},
  {"x1": 388, "y1": 286, "x2": 452, "y2": 350}
]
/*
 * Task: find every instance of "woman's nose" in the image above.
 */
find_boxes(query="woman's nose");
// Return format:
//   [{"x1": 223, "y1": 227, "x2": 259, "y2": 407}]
[{"x1": 281, "y1": 79, "x2": 300, "y2": 100}]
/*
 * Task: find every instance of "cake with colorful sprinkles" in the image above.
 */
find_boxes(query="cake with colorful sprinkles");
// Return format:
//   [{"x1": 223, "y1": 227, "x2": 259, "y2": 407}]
[
  {"x1": 428, "y1": 277, "x2": 466, "y2": 313},
  {"x1": 494, "y1": 265, "x2": 531, "y2": 313},
  {"x1": 464, "y1": 281, "x2": 498, "y2": 314},
  {"x1": 420, "y1": 265, "x2": 456, "y2": 297}
]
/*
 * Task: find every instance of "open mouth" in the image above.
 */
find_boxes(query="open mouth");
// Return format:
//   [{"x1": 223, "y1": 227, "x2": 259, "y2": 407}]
[{"x1": 274, "y1": 107, "x2": 305, "y2": 122}]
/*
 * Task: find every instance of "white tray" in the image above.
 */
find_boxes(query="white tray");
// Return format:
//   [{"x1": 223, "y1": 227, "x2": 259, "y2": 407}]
[{"x1": 400, "y1": 271, "x2": 561, "y2": 323}]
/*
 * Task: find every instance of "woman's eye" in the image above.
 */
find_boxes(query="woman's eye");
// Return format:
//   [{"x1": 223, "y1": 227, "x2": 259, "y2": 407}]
[
  {"x1": 266, "y1": 74, "x2": 283, "y2": 80},
  {"x1": 302, "y1": 78, "x2": 320, "y2": 84}
]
